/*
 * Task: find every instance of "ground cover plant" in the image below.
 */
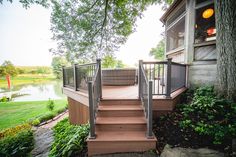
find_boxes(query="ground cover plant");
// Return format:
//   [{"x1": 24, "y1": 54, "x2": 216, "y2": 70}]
[
  {"x1": 49, "y1": 118, "x2": 89, "y2": 157},
  {"x1": 0, "y1": 123, "x2": 34, "y2": 157},
  {"x1": 0, "y1": 99, "x2": 67, "y2": 130},
  {"x1": 153, "y1": 86, "x2": 236, "y2": 156}
]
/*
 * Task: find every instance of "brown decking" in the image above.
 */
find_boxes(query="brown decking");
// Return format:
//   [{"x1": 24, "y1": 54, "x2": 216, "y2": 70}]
[{"x1": 102, "y1": 85, "x2": 138, "y2": 99}]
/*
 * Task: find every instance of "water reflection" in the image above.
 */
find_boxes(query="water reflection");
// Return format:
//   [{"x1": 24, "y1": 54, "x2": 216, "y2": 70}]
[{"x1": 0, "y1": 81, "x2": 65, "y2": 101}]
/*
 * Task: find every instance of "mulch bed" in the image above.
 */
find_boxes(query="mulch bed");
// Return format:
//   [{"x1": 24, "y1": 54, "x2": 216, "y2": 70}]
[{"x1": 153, "y1": 107, "x2": 233, "y2": 156}]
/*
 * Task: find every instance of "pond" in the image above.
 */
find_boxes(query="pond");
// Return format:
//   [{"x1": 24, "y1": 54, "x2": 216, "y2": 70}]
[{"x1": 0, "y1": 81, "x2": 65, "y2": 102}]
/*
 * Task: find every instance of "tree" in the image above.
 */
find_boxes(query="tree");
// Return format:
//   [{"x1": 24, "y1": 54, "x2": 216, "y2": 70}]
[
  {"x1": 215, "y1": 0, "x2": 236, "y2": 101},
  {"x1": 102, "y1": 55, "x2": 125, "y2": 68},
  {"x1": 0, "y1": 0, "x2": 49, "y2": 8},
  {"x1": 50, "y1": 0, "x2": 163, "y2": 62},
  {"x1": 51, "y1": 56, "x2": 70, "y2": 79},
  {"x1": 149, "y1": 39, "x2": 165, "y2": 60},
  {"x1": 0, "y1": 61, "x2": 18, "y2": 77}
]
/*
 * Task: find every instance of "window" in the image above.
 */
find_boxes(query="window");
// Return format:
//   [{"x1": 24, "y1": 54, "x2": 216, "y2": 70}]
[
  {"x1": 195, "y1": 3, "x2": 216, "y2": 44},
  {"x1": 166, "y1": 17, "x2": 185, "y2": 52}
]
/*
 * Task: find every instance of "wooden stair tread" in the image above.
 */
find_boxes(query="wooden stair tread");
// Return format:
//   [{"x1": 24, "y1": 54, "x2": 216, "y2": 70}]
[
  {"x1": 88, "y1": 131, "x2": 156, "y2": 142},
  {"x1": 96, "y1": 117, "x2": 146, "y2": 124},
  {"x1": 98, "y1": 104, "x2": 143, "y2": 111}
]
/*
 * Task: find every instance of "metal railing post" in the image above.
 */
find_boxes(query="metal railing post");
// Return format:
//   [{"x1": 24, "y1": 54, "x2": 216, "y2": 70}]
[
  {"x1": 97, "y1": 59, "x2": 102, "y2": 99},
  {"x1": 138, "y1": 60, "x2": 143, "y2": 99},
  {"x1": 73, "y1": 64, "x2": 78, "y2": 91},
  {"x1": 147, "y1": 80, "x2": 153, "y2": 138},
  {"x1": 88, "y1": 81, "x2": 96, "y2": 139},
  {"x1": 166, "y1": 58, "x2": 172, "y2": 98},
  {"x1": 62, "y1": 66, "x2": 65, "y2": 87}
]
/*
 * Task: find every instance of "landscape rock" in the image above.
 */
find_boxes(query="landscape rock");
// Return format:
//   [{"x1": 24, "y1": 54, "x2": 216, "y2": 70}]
[{"x1": 160, "y1": 144, "x2": 224, "y2": 157}]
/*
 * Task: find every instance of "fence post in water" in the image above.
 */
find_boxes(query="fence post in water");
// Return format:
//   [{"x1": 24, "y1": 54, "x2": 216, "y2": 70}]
[
  {"x1": 147, "y1": 80, "x2": 153, "y2": 138},
  {"x1": 73, "y1": 64, "x2": 78, "y2": 91},
  {"x1": 138, "y1": 60, "x2": 143, "y2": 99},
  {"x1": 88, "y1": 81, "x2": 96, "y2": 139},
  {"x1": 166, "y1": 58, "x2": 172, "y2": 98},
  {"x1": 62, "y1": 66, "x2": 65, "y2": 87},
  {"x1": 97, "y1": 59, "x2": 102, "y2": 99}
]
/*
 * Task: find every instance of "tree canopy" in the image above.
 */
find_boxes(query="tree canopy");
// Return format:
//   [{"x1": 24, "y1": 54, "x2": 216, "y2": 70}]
[
  {"x1": 0, "y1": 61, "x2": 18, "y2": 77},
  {"x1": 51, "y1": 56, "x2": 70, "y2": 79},
  {"x1": 149, "y1": 38, "x2": 165, "y2": 60},
  {"x1": 50, "y1": 0, "x2": 173, "y2": 62}
]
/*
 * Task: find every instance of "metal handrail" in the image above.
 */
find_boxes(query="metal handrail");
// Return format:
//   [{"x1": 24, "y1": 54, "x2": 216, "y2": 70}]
[
  {"x1": 139, "y1": 60, "x2": 153, "y2": 138},
  {"x1": 88, "y1": 59, "x2": 102, "y2": 139}
]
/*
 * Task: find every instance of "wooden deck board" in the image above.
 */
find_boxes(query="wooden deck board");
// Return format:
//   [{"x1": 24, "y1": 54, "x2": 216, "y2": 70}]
[{"x1": 102, "y1": 85, "x2": 138, "y2": 99}]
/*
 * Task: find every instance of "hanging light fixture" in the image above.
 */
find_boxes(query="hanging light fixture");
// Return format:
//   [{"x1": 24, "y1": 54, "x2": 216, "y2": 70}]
[{"x1": 202, "y1": 8, "x2": 214, "y2": 19}]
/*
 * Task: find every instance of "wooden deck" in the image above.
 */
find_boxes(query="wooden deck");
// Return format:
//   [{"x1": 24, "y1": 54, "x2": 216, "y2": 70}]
[{"x1": 102, "y1": 85, "x2": 138, "y2": 99}]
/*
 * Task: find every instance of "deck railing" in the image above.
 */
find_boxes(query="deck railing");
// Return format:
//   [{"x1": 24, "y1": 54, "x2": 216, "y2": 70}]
[
  {"x1": 139, "y1": 58, "x2": 186, "y2": 98},
  {"x1": 62, "y1": 59, "x2": 102, "y2": 139},
  {"x1": 139, "y1": 60, "x2": 153, "y2": 138}
]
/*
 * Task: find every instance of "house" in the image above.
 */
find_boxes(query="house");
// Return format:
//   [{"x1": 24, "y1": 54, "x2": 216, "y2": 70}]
[
  {"x1": 61, "y1": 0, "x2": 216, "y2": 156},
  {"x1": 161, "y1": 0, "x2": 216, "y2": 86}
]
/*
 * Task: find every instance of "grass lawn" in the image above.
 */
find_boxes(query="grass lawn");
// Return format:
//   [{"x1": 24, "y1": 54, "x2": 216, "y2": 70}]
[
  {"x1": 0, "y1": 74, "x2": 56, "y2": 88},
  {"x1": 0, "y1": 99, "x2": 67, "y2": 131}
]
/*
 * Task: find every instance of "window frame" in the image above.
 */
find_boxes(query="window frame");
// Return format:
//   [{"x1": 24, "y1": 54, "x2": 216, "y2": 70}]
[{"x1": 165, "y1": 2, "x2": 187, "y2": 54}]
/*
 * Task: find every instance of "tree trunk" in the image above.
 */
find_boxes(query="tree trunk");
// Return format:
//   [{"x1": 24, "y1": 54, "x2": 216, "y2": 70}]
[{"x1": 215, "y1": 0, "x2": 236, "y2": 101}]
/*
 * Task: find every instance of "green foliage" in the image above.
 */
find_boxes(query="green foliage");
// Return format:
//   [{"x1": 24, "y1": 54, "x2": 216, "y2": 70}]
[
  {"x1": 16, "y1": 66, "x2": 52, "y2": 75},
  {"x1": 0, "y1": 96, "x2": 9, "y2": 102},
  {"x1": 32, "y1": 119, "x2": 40, "y2": 126},
  {"x1": 102, "y1": 55, "x2": 125, "y2": 68},
  {"x1": 50, "y1": 0, "x2": 164, "y2": 61},
  {"x1": 179, "y1": 86, "x2": 236, "y2": 144},
  {"x1": 49, "y1": 118, "x2": 89, "y2": 157},
  {"x1": 0, "y1": 61, "x2": 18, "y2": 77},
  {"x1": 0, "y1": 124, "x2": 33, "y2": 157},
  {"x1": 0, "y1": 0, "x2": 49, "y2": 8},
  {"x1": 51, "y1": 56, "x2": 70, "y2": 79},
  {"x1": 38, "y1": 112, "x2": 56, "y2": 123},
  {"x1": 149, "y1": 39, "x2": 165, "y2": 60},
  {"x1": 47, "y1": 99, "x2": 55, "y2": 111}
]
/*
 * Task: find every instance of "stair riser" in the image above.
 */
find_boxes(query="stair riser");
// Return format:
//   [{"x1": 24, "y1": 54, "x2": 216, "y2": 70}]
[
  {"x1": 87, "y1": 141, "x2": 156, "y2": 156},
  {"x1": 101, "y1": 100, "x2": 141, "y2": 106},
  {"x1": 96, "y1": 124, "x2": 146, "y2": 131},
  {"x1": 97, "y1": 110, "x2": 144, "y2": 117}
]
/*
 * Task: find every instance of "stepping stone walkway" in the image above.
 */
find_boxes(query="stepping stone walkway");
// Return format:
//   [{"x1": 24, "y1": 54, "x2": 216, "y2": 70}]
[{"x1": 31, "y1": 112, "x2": 68, "y2": 157}]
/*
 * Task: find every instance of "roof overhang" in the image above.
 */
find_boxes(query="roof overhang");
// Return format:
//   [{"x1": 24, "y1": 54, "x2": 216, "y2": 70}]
[{"x1": 160, "y1": 0, "x2": 183, "y2": 24}]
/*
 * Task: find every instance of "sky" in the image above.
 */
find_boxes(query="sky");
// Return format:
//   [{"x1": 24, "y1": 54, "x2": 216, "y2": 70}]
[{"x1": 0, "y1": 2, "x2": 164, "y2": 66}]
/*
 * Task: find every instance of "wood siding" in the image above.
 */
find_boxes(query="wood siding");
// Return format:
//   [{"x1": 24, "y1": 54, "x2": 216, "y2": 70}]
[
  {"x1": 68, "y1": 97, "x2": 89, "y2": 125},
  {"x1": 194, "y1": 45, "x2": 217, "y2": 60}
]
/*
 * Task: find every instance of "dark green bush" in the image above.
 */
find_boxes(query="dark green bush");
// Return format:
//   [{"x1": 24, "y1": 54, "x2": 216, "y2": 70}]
[
  {"x1": 38, "y1": 112, "x2": 56, "y2": 123},
  {"x1": 0, "y1": 130, "x2": 34, "y2": 157},
  {"x1": 49, "y1": 118, "x2": 89, "y2": 157},
  {"x1": 179, "y1": 86, "x2": 236, "y2": 144},
  {"x1": 47, "y1": 99, "x2": 55, "y2": 111}
]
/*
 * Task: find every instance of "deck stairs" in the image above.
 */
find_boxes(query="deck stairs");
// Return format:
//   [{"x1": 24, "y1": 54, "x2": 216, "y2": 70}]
[{"x1": 87, "y1": 99, "x2": 157, "y2": 156}]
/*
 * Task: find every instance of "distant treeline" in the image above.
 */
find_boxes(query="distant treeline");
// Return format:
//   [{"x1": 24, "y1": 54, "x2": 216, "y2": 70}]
[{"x1": 16, "y1": 66, "x2": 52, "y2": 74}]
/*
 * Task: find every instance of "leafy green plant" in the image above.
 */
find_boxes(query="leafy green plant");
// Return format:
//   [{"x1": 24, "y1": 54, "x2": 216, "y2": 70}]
[
  {"x1": 0, "y1": 124, "x2": 33, "y2": 157},
  {"x1": 32, "y1": 119, "x2": 40, "y2": 126},
  {"x1": 47, "y1": 99, "x2": 55, "y2": 111},
  {"x1": 179, "y1": 86, "x2": 236, "y2": 144},
  {"x1": 0, "y1": 96, "x2": 9, "y2": 102},
  {"x1": 38, "y1": 112, "x2": 56, "y2": 123},
  {"x1": 49, "y1": 118, "x2": 89, "y2": 157}
]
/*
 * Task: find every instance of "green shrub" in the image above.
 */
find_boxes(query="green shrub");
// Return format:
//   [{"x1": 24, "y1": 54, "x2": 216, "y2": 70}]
[
  {"x1": 0, "y1": 123, "x2": 31, "y2": 139},
  {"x1": 0, "y1": 96, "x2": 9, "y2": 102},
  {"x1": 179, "y1": 86, "x2": 236, "y2": 144},
  {"x1": 49, "y1": 118, "x2": 89, "y2": 157},
  {"x1": 32, "y1": 119, "x2": 40, "y2": 126},
  {"x1": 47, "y1": 99, "x2": 55, "y2": 111},
  {"x1": 56, "y1": 107, "x2": 67, "y2": 114},
  {"x1": 38, "y1": 112, "x2": 56, "y2": 123},
  {"x1": 0, "y1": 125, "x2": 34, "y2": 156}
]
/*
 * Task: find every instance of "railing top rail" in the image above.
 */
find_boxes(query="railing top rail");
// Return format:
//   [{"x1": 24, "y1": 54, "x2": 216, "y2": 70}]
[
  {"x1": 171, "y1": 62, "x2": 186, "y2": 67},
  {"x1": 142, "y1": 61, "x2": 167, "y2": 64},
  {"x1": 75, "y1": 62, "x2": 96, "y2": 67},
  {"x1": 63, "y1": 66, "x2": 73, "y2": 69}
]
